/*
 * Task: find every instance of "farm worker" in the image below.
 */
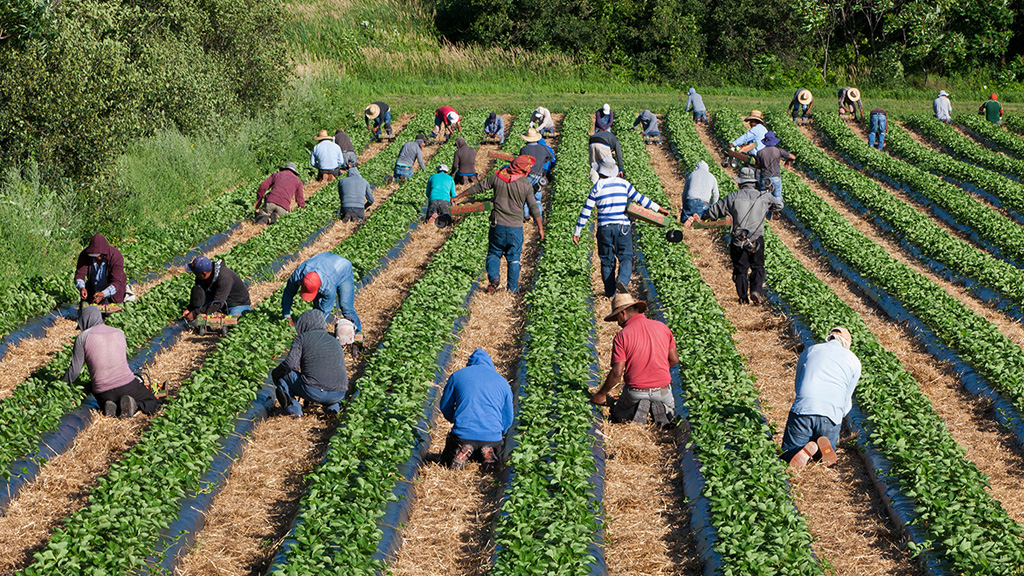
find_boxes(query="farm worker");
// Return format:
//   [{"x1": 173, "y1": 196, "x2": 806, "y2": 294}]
[
  {"x1": 788, "y1": 89, "x2": 814, "y2": 121},
  {"x1": 704, "y1": 166, "x2": 782, "y2": 305},
  {"x1": 519, "y1": 128, "x2": 554, "y2": 216},
  {"x1": 390, "y1": 133, "x2": 427, "y2": 184},
  {"x1": 281, "y1": 252, "x2": 363, "y2": 338},
  {"x1": 595, "y1": 103, "x2": 614, "y2": 132},
  {"x1": 337, "y1": 167, "x2": 374, "y2": 222},
  {"x1": 589, "y1": 130, "x2": 624, "y2": 183},
  {"x1": 484, "y1": 113, "x2": 505, "y2": 143},
  {"x1": 425, "y1": 164, "x2": 457, "y2": 223},
  {"x1": 783, "y1": 327, "x2": 861, "y2": 468},
  {"x1": 451, "y1": 137, "x2": 479, "y2": 185},
  {"x1": 333, "y1": 127, "x2": 358, "y2": 169},
  {"x1": 574, "y1": 157, "x2": 668, "y2": 297},
  {"x1": 591, "y1": 293, "x2": 679, "y2": 426},
  {"x1": 63, "y1": 306, "x2": 160, "y2": 418},
  {"x1": 632, "y1": 110, "x2": 660, "y2": 139},
  {"x1": 254, "y1": 162, "x2": 304, "y2": 225},
  {"x1": 181, "y1": 256, "x2": 251, "y2": 322},
  {"x1": 681, "y1": 161, "x2": 720, "y2": 221},
  {"x1": 979, "y1": 94, "x2": 1003, "y2": 125},
  {"x1": 75, "y1": 233, "x2": 126, "y2": 305},
  {"x1": 439, "y1": 348, "x2": 513, "y2": 471},
  {"x1": 933, "y1": 91, "x2": 952, "y2": 124},
  {"x1": 364, "y1": 102, "x2": 393, "y2": 140},
  {"x1": 530, "y1": 106, "x2": 555, "y2": 136},
  {"x1": 434, "y1": 105, "x2": 462, "y2": 139},
  {"x1": 453, "y1": 155, "x2": 545, "y2": 293},
  {"x1": 684, "y1": 88, "x2": 707, "y2": 124},
  {"x1": 837, "y1": 87, "x2": 863, "y2": 120},
  {"x1": 271, "y1": 309, "x2": 348, "y2": 417},
  {"x1": 867, "y1": 108, "x2": 887, "y2": 150},
  {"x1": 730, "y1": 110, "x2": 769, "y2": 156},
  {"x1": 311, "y1": 129, "x2": 345, "y2": 181},
  {"x1": 755, "y1": 131, "x2": 795, "y2": 204}
]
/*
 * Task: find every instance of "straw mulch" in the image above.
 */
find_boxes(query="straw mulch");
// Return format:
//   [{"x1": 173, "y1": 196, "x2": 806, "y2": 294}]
[{"x1": 0, "y1": 318, "x2": 79, "y2": 399}]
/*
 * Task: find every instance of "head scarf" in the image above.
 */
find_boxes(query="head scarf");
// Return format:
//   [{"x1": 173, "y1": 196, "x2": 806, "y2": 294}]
[{"x1": 495, "y1": 155, "x2": 535, "y2": 183}]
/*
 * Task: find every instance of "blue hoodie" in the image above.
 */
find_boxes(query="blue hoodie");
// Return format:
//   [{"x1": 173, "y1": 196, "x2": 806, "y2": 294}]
[{"x1": 439, "y1": 349, "x2": 514, "y2": 442}]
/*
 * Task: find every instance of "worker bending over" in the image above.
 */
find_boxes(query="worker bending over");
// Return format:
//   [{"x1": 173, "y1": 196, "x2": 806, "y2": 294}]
[
  {"x1": 272, "y1": 309, "x2": 348, "y2": 417},
  {"x1": 439, "y1": 348, "x2": 513, "y2": 471},
  {"x1": 365, "y1": 102, "x2": 393, "y2": 140},
  {"x1": 452, "y1": 137, "x2": 478, "y2": 185},
  {"x1": 633, "y1": 110, "x2": 660, "y2": 140},
  {"x1": 682, "y1": 161, "x2": 720, "y2": 221},
  {"x1": 425, "y1": 164, "x2": 457, "y2": 223},
  {"x1": 390, "y1": 133, "x2": 426, "y2": 184},
  {"x1": 788, "y1": 89, "x2": 813, "y2": 121},
  {"x1": 595, "y1": 103, "x2": 614, "y2": 132},
  {"x1": 434, "y1": 106, "x2": 462, "y2": 140},
  {"x1": 837, "y1": 87, "x2": 863, "y2": 120},
  {"x1": 684, "y1": 88, "x2": 707, "y2": 124},
  {"x1": 933, "y1": 91, "x2": 952, "y2": 124},
  {"x1": 530, "y1": 106, "x2": 555, "y2": 136},
  {"x1": 282, "y1": 252, "x2": 363, "y2": 340},
  {"x1": 255, "y1": 162, "x2": 304, "y2": 225},
  {"x1": 484, "y1": 113, "x2": 505, "y2": 143},
  {"x1": 868, "y1": 108, "x2": 887, "y2": 150},
  {"x1": 337, "y1": 167, "x2": 374, "y2": 222},
  {"x1": 311, "y1": 129, "x2": 345, "y2": 181}
]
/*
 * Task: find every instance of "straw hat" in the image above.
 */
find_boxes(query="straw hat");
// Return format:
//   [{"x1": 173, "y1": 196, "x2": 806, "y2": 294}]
[
  {"x1": 604, "y1": 293, "x2": 647, "y2": 322},
  {"x1": 847, "y1": 88, "x2": 861, "y2": 101},
  {"x1": 521, "y1": 128, "x2": 543, "y2": 142},
  {"x1": 826, "y1": 326, "x2": 852, "y2": 349},
  {"x1": 314, "y1": 129, "x2": 333, "y2": 141},
  {"x1": 365, "y1": 104, "x2": 381, "y2": 119},
  {"x1": 743, "y1": 110, "x2": 764, "y2": 124},
  {"x1": 798, "y1": 90, "x2": 813, "y2": 105}
]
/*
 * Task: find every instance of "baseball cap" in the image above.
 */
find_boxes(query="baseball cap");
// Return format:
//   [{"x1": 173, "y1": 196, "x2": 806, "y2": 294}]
[
  {"x1": 187, "y1": 256, "x2": 213, "y2": 275},
  {"x1": 437, "y1": 164, "x2": 450, "y2": 173},
  {"x1": 826, "y1": 326, "x2": 852, "y2": 349},
  {"x1": 447, "y1": 111, "x2": 459, "y2": 123},
  {"x1": 300, "y1": 272, "x2": 321, "y2": 301}
]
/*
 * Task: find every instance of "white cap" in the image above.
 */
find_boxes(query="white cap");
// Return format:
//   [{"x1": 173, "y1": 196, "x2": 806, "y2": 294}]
[
  {"x1": 602, "y1": 104, "x2": 611, "y2": 114},
  {"x1": 447, "y1": 111, "x2": 459, "y2": 123},
  {"x1": 437, "y1": 164, "x2": 450, "y2": 173}
]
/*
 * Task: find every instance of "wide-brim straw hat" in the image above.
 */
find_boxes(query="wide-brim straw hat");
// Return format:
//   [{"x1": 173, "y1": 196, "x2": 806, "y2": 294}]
[
  {"x1": 743, "y1": 110, "x2": 764, "y2": 124},
  {"x1": 314, "y1": 129, "x2": 333, "y2": 141},
  {"x1": 604, "y1": 293, "x2": 647, "y2": 322},
  {"x1": 847, "y1": 88, "x2": 861, "y2": 101},
  {"x1": 798, "y1": 90, "x2": 813, "y2": 105},
  {"x1": 365, "y1": 104, "x2": 381, "y2": 119},
  {"x1": 521, "y1": 128, "x2": 543, "y2": 142}
]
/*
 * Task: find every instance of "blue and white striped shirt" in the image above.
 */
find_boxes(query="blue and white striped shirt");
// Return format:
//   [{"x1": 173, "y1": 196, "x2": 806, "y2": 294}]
[{"x1": 574, "y1": 177, "x2": 659, "y2": 236}]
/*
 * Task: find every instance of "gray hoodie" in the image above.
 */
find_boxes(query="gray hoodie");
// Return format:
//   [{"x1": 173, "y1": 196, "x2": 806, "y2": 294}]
[
  {"x1": 338, "y1": 167, "x2": 374, "y2": 209},
  {"x1": 683, "y1": 161, "x2": 719, "y2": 204},
  {"x1": 272, "y1": 309, "x2": 348, "y2": 393},
  {"x1": 685, "y1": 88, "x2": 706, "y2": 113}
]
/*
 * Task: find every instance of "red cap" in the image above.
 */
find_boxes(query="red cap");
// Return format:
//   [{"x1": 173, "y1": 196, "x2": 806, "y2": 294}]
[
  {"x1": 300, "y1": 272, "x2": 321, "y2": 301},
  {"x1": 992, "y1": 93, "x2": 999, "y2": 100}
]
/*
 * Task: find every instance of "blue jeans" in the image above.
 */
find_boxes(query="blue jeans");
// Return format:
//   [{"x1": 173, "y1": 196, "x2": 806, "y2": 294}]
[
  {"x1": 226, "y1": 305, "x2": 251, "y2": 316},
  {"x1": 275, "y1": 370, "x2": 346, "y2": 416},
  {"x1": 692, "y1": 110, "x2": 707, "y2": 123},
  {"x1": 781, "y1": 412, "x2": 841, "y2": 461},
  {"x1": 393, "y1": 164, "x2": 413, "y2": 180},
  {"x1": 683, "y1": 197, "x2": 709, "y2": 220},
  {"x1": 374, "y1": 110, "x2": 392, "y2": 134},
  {"x1": 597, "y1": 224, "x2": 633, "y2": 296},
  {"x1": 523, "y1": 185, "x2": 543, "y2": 218},
  {"x1": 868, "y1": 114, "x2": 887, "y2": 149},
  {"x1": 792, "y1": 104, "x2": 810, "y2": 120},
  {"x1": 539, "y1": 126, "x2": 555, "y2": 136},
  {"x1": 759, "y1": 175, "x2": 783, "y2": 203},
  {"x1": 486, "y1": 225, "x2": 524, "y2": 292}
]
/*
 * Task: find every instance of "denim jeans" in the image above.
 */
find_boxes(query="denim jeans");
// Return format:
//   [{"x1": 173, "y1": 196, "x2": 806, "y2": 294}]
[
  {"x1": 597, "y1": 224, "x2": 633, "y2": 296},
  {"x1": 868, "y1": 113, "x2": 887, "y2": 149},
  {"x1": 692, "y1": 110, "x2": 707, "y2": 123},
  {"x1": 762, "y1": 176, "x2": 783, "y2": 203},
  {"x1": 275, "y1": 370, "x2": 346, "y2": 417},
  {"x1": 781, "y1": 412, "x2": 841, "y2": 461},
  {"x1": 522, "y1": 185, "x2": 543, "y2": 218},
  {"x1": 310, "y1": 258, "x2": 362, "y2": 333},
  {"x1": 393, "y1": 164, "x2": 413, "y2": 180},
  {"x1": 486, "y1": 224, "x2": 524, "y2": 292},
  {"x1": 683, "y1": 197, "x2": 709, "y2": 220},
  {"x1": 374, "y1": 110, "x2": 392, "y2": 135},
  {"x1": 791, "y1": 104, "x2": 810, "y2": 120},
  {"x1": 226, "y1": 305, "x2": 250, "y2": 317},
  {"x1": 539, "y1": 126, "x2": 555, "y2": 136}
]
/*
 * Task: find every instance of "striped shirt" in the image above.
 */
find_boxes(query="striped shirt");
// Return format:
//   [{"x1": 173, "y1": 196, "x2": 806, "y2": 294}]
[{"x1": 574, "y1": 177, "x2": 659, "y2": 236}]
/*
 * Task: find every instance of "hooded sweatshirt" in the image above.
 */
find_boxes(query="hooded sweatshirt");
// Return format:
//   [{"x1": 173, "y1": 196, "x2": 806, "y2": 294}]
[
  {"x1": 338, "y1": 167, "x2": 375, "y2": 208},
  {"x1": 685, "y1": 88, "x2": 706, "y2": 113},
  {"x1": 395, "y1": 139, "x2": 426, "y2": 169},
  {"x1": 439, "y1": 349, "x2": 513, "y2": 442},
  {"x1": 272, "y1": 309, "x2": 348, "y2": 393},
  {"x1": 451, "y1": 137, "x2": 478, "y2": 175},
  {"x1": 933, "y1": 95, "x2": 952, "y2": 122},
  {"x1": 63, "y1": 306, "x2": 136, "y2": 393},
  {"x1": 75, "y1": 234, "x2": 127, "y2": 303},
  {"x1": 683, "y1": 161, "x2": 719, "y2": 204},
  {"x1": 633, "y1": 110, "x2": 659, "y2": 136},
  {"x1": 187, "y1": 260, "x2": 250, "y2": 314}
]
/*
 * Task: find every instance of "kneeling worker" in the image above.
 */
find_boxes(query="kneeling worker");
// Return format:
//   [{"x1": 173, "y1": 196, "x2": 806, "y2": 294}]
[
  {"x1": 782, "y1": 327, "x2": 861, "y2": 468},
  {"x1": 439, "y1": 348, "x2": 513, "y2": 471},
  {"x1": 282, "y1": 252, "x2": 363, "y2": 340},
  {"x1": 425, "y1": 164, "x2": 456, "y2": 223},
  {"x1": 255, "y1": 162, "x2": 305, "y2": 225},
  {"x1": 182, "y1": 256, "x2": 251, "y2": 321},
  {"x1": 591, "y1": 293, "x2": 679, "y2": 426},
  {"x1": 75, "y1": 234, "x2": 127, "y2": 305},
  {"x1": 337, "y1": 166, "x2": 374, "y2": 222},
  {"x1": 272, "y1": 309, "x2": 348, "y2": 417},
  {"x1": 64, "y1": 306, "x2": 160, "y2": 418}
]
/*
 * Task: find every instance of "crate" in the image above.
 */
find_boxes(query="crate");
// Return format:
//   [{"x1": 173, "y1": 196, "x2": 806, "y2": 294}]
[
  {"x1": 85, "y1": 303, "x2": 123, "y2": 314},
  {"x1": 450, "y1": 201, "x2": 492, "y2": 215},
  {"x1": 195, "y1": 313, "x2": 240, "y2": 336},
  {"x1": 487, "y1": 150, "x2": 515, "y2": 162},
  {"x1": 627, "y1": 203, "x2": 668, "y2": 227}
]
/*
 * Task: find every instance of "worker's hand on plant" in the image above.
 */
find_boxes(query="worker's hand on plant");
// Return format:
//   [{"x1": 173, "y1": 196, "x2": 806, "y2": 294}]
[
  {"x1": 572, "y1": 235, "x2": 580, "y2": 245},
  {"x1": 80, "y1": 287, "x2": 89, "y2": 300},
  {"x1": 182, "y1": 310, "x2": 195, "y2": 322},
  {"x1": 91, "y1": 292, "x2": 104, "y2": 304},
  {"x1": 590, "y1": 391, "x2": 607, "y2": 406}
]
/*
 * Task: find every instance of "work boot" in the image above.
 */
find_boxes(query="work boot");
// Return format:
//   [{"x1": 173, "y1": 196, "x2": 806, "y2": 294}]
[
  {"x1": 119, "y1": 395, "x2": 138, "y2": 418},
  {"x1": 788, "y1": 441, "x2": 819, "y2": 469},
  {"x1": 275, "y1": 384, "x2": 291, "y2": 411},
  {"x1": 480, "y1": 446, "x2": 500, "y2": 473},
  {"x1": 816, "y1": 437, "x2": 838, "y2": 467},
  {"x1": 486, "y1": 279, "x2": 500, "y2": 294},
  {"x1": 385, "y1": 174, "x2": 394, "y2": 185},
  {"x1": 616, "y1": 280, "x2": 629, "y2": 294},
  {"x1": 451, "y1": 444, "x2": 474, "y2": 470},
  {"x1": 104, "y1": 400, "x2": 118, "y2": 418},
  {"x1": 750, "y1": 291, "x2": 763, "y2": 305}
]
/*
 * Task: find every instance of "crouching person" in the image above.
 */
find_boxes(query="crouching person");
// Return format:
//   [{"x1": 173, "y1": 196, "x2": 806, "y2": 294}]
[
  {"x1": 272, "y1": 309, "x2": 348, "y2": 417},
  {"x1": 182, "y1": 256, "x2": 251, "y2": 321},
  {"x1": 63, "y1": 306, "x2": 160, "y2": 418},
  {"x1": 591, "y1": 294, "x2": 678, "y2": 426},
  {"x1": 439, "y1": 348, "x2": 513, "y2": 472}
]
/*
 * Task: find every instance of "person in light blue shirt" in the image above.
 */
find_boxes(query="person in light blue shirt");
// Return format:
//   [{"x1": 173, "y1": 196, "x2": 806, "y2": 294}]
[
  {"x1": 311, "y1": 130, "x2": 345, "y2": 181},
  {"x1": 730, "y1": 110, "x2": 769, "y2": 154},
  {"x1": 782, "y1": 327, "x2": 861, "y2": 468},
  {"x1": 281, "y1": 252, "x2": 362, "y2": 335},
  {"x1": 484, "y1": 113, "x2": 505, "y2": 143},
  {"x1": 439, "y1": 348, "x2": 513, "y2": 471}
]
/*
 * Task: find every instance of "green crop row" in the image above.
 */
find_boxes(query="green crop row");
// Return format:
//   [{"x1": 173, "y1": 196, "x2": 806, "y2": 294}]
[
  {"x1": 18, "y1": 114, "x2": 456, "y2": 575},
  {"x1": 1003, "y1": 115, "x2": 1024, "y2": 137},
  {"x1": 904, "y1": 114, "x2": 1024, "y2": 181},
  {"x1": 491, "y1": 108, "x2": 602, "y2": 576},
  {"x1": 631, "y1": 109, "x2": 822, "y2": 574},
  {"x1": 957, "y1": 114, "x2": 1024, "y2": 160},
  {"x1": 812, "y1": 112, "x2": 1024, "y2": 266}
]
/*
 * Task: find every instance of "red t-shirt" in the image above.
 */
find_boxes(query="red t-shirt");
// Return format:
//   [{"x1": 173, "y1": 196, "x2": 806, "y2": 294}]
[
  {"x1": 436, "y1": 106, "x2": 457, "y2": 124},
  {"x1": 611, "y1": 314, "x2": 676, "y2": 389}
]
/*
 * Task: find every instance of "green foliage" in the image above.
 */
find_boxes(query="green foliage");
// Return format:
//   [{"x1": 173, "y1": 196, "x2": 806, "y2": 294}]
[
  {"x1": 958, "y1": 113, "x2": 1024, "y2": 160},
  {"x1": 0, "y1": 0, "x2": 52, "y2": 46},
  {"x1": 905, "y1": 114, "x2": 1024, "y2": 180}
]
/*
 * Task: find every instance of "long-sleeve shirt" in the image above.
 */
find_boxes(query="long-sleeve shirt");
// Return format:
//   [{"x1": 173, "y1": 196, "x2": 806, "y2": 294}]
[
  {"x1": 256, "y1": 169, "x2": 305, "y2": 211},
  {"x1": 589, "y1": 131, "x2": 623, "y2": 172},
  {"x1": 427, "y1": 172, "x2": 457, "y2": 202},
  {"x1": 452, "y1": 138, "x2": 477, "y2": 175},
  {"x1": 705, "y1": 183, "x2": 782, "y2": 245},
  {"x1": 366, "y1": 101, "x2": 390, "y2": 127},
  {"x1": 519, "y1": 142, "x2": 552, "y2": 177},
  {"x1": 633, "y1": 110, "x2": 659, "y2": 136},
  {"x1": 338, "y1": 168, "x2": 374, "y2": 208},
  {"x1": 574, "y1": 176, "x2": 659, "y2": 236},
  {"x1": 75, "y1": 234, "x2": 126, "y2": 303},
  {"x1": 685, "y1": 90, "x2": 705, "y2": 113},
  {"x1": 272, "y1": 310, "x2": 348, "y2": 393},
  {"x1": 531, "y1": 107, "x2": 555, "y2": 131},
  {"x1": 436, "y1": 106, "x2": 459, "y2": 125},
  {"x1": 311, "y1": 140, "x2": 344, "y2": 170},
  {"x1": 756, "y1": 146, "x2": 794, "y2": 179},
  {"x1": 187, "y1": 260, "x2": 250, "y2": 314},
  {"x1": 439, "y1": 349, "x2": 513, "y2": 442},
  {"x1": 730, "y1": 124, "x2": 769, "y2": 153},
  {"x1": 282, "y1": 253, "x2": 354, "y2": 319},
  {"x1": 484, "y1": 115, "x2": 505, "y2": 136},
  {"x1": 595, "y1": 109, "x2": 614, "y2": 131},
  {"x1": 395, "y1": 141, "x2": 426, "y2": 169},
  {"x1": 790, "y1": 339, "x2": 861, "y2": 425},
  {"x1": 933, "y1": 96, "x2": 952, "y2": 121},
  {"x1": 684, "y1": 161, "x2": 719, "y2": 204},
  {"x1": 333, "y1": 130, "x2": 355, "y2": 153},
  {"x1": 63, "y1": 308, "x2": 136, "y2": 393},
  {"x1": 463, "y1": 173, "x2": 540, "y2": 227}
]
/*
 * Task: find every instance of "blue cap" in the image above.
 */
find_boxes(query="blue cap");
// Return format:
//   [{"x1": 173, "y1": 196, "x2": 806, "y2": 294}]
[{"x1": 188, "y1": 256, "x2": 213, "y2": 274}]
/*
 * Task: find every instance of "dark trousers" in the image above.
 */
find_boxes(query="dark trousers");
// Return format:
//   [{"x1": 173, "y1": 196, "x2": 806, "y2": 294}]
[
  {"x1": 440, "y1": 432, "x2": 505, "y2": 466},
  {"x1": 338, "y1": 206, "x2": 366, "y2": 222},
  {"x1": 93, "y1": 377, "x2": 160, "y2": 415},
  {"x1": 729, "y1": 237, "x2": 765, "y2": 302},
  {"x1": 317, "y1": 167, "x2": 341, "y2": 181}
]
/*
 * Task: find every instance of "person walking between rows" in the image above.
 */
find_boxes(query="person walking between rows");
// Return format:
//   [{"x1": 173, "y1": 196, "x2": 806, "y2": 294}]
[
  {"x1": 64, "y1": 306, "x2": 159, "y2": 418},
  {"x1": 439, "y1": 348, "x2": 513, "y2": 471},
  {"x1": 519, "y1": 128, "x2": 553, "y2": 217},
  {"x1": 337, "y1": 167, "x2": 374, "y2": 222},
  {"x1": 756, "y1": 131, "x2": 794, "y2": 205},
  {"x1": 933, "y1": 91, "x2": 952, "y2": 124},
  {"x1": 837, "y1": 87, "x2": 863, "y2": 121},
  {"x1": 255, "y1": 162, "x2": 304, "y2": 225},
  {"x1": 454, "y1": 155, "x2": 545, "y2": 293},
  {"x1": 484, "y1": 112, "x2": 505, "y2": 143},
  {"x1": 451, "y1": 136, "x2": 478, "y2": 185},
  {"x1": 591, "y1": 293, "x2": 679, "y2": 426},
  {"x1": 434, "y1": 105, "x2": 462, "y2": 140},
  {"x1": 365, "y1": 102, "x2": 393, "y2": 140},
  {"x1": 589, "y1": 129, "x2": 624, "y2": 183},
  {"x1": 595, "y1": 103, "x2": 614, "y2": 132},
  {"x1": 684, "y1": 88, "x2": 707, "y2": 124},
  {"x1": 633, "y1": 110, "x2": 660, "y2": 141},
  {"x1": 980, "y1": 94, "x2": 1003, "y2": 125},
  {"x1": 181, "y1": 256, "x2": 251, "y2": 322},
  {"x1": 682, "y1": 160, "x2": 720, "y2": 221},
  {"x1": 783, "y1": 327, "x2": 861, "y2": 468},
  {"x1": 425, "y1": 164, "x2": 457, "y2": 223},
  {"x1": 333, "y1": 128, "x2": 358, "y2": 169},
  {"x1": 282, "y1": 252, "x2": 363, "y2": 341},
  {"x1": 868, "y1": 108, "x2": 887, "y2": 150},
  {"x1": 75, "y1": 234, "x2": 127, "y2": 305},
  {"x1": 272, "y1": 309, "x2": 348, "y2": 417},
  {"x1": 705, "y1": 166, "x2": 782, "y2": 305},
  {"x1": 311, "y1": 129, "x2": 345, "y2": 181},
  {"x1": 390, "y1": 133, "x2": 426, "y2": 184},
  {"x1": 530, "y1": 106, "x2": 556, "y2": 136},
  {"x1": 574, "y1": 157, "x2": 667, "y2": 297},
  {"x1": 788, "y1": 89, "x2": 814, "y2": 121}
]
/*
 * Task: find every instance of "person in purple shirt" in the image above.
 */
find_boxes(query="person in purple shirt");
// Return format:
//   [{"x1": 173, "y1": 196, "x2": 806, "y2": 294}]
[
  {"x1": 439, "y1": 348, "x2": 513, "y2": 471},
  {"x1": 595, "y1": 103, "x2": 614, "y2": 132}
]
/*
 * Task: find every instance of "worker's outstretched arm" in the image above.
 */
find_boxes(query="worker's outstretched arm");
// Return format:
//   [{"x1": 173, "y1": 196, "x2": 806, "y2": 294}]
[{"x1": 591, "y1": 361, "x2": 625, "y2": 405}]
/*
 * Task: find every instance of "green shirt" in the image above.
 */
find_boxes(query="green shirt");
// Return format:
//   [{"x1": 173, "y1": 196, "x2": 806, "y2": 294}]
[
  {"x1": 981, "y1": 100, "x2": 1003, "y2": 123},
  {"x1": 426, "y1": 172, "x2": 456, "y2": 202}
]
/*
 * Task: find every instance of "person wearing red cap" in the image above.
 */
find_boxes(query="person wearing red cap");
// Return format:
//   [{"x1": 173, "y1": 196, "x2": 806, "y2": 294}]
[
  {"x1": 281, "y1": 252, "x2": 362, "y2": 336},
  {"x1": 181, "y1": 256, "x2": 251, "y2": 322},
  {"x1": 979, "y1": 94, "x2": 1003, "y2": 125},
  {"x1": 452, "y1": 155, "x2": 545, "y2": 293}
]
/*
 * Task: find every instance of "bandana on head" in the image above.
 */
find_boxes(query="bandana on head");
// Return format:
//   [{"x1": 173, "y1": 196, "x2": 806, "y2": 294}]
[{"x1": 496, "y1": 155, "x2": 535, "y2": 183}]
